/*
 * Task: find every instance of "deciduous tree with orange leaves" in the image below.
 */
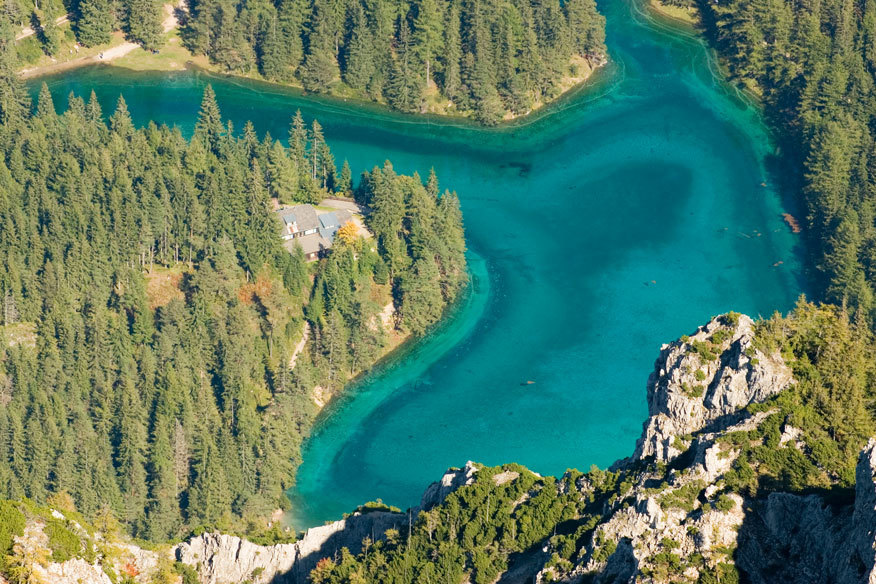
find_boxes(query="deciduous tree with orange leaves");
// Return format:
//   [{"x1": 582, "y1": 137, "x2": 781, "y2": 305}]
[{"x1": 336, "y1": 221, "x2": 360, "y2": 246}]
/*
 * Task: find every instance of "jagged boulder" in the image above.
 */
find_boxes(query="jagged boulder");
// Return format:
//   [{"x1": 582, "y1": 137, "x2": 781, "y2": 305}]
[
  {"x1": 419, "y1": 461, "x2": 479, "y2": 509},
  {"x1": 175, "y1": 511, "x2": 405, "y2": 584},
  {"x1": 634, "y1": 313, "x2": 793, "y2": 464}
]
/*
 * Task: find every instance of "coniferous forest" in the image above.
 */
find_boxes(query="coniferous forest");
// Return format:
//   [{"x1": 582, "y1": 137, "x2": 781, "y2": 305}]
[
  {"x1": 180, "y1": 0, "x2": 606, "y2": 122},
  {"x1": 0, "y1": 28, "x2": 467, "y2": 539},
  {"x1": 5, "y1": 0, "x2": 606, "y2": 124}
]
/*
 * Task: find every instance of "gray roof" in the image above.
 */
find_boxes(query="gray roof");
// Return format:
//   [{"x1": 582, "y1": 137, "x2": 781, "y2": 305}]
[
  {"x1": 285, "y1": 232, "x2": 331, "y2": 257},
  {"x1": 317, "y1": 210, "x2": 354, "y2": 243},
  {"x1": 319, "y1": 225, "x2": 339, "y2": 241},
  {"x1": 318, "y1": 211, "x2": 339, "y2": 229},
  {"x1": 277, "y1": 204, "x2": 320, "y2": 233}
]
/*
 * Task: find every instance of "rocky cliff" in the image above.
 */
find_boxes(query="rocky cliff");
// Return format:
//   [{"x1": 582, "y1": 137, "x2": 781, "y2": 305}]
[
  {"x1": 535, "y1": 314, "x2": 876, "y2": 583},
  {"x1": 174, "y1": 510, "x2": 405, "y2": 584},
  {"x1": 632, "y1": 313, "x2": 793, "y2": 464}
]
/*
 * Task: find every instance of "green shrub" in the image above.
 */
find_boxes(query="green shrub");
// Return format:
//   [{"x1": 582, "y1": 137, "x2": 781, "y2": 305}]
[
  {"x1": 698, "y1": 562, "x2": 740, "y2": 584},
  {"x1": 682, "y1": 382, "x2": 704, "y2": 398},
  {"x1": 0, "y1": 501, "x2": 26, "y2": 571},
  {"x1": 45, "y1": 518, "x2": 81, "y2": 562},
  {"x1": 723, "y1": 312, "x2": 741, "y2": 327},
  {"x1": 591, "y1": 533, "x2": 617, "y2": 563},
  {"x1": 711, "y1": 329, "x2": 731, "y2": 344},
  {"x1": 174, "y1": 562, "x2": 200, "y2": 584},
  {"x1": 691, "y1": 340, "x2": 717, "y2": 361},
  {"x1": 658, "y1": 481, "x2": 705, "y2": 512},
  {"x1": 713, "y1": 495, "x2": 735, "y2": 512},
  {"x1": 695, "y1": 369, "x2": 707, "y2": 381}
]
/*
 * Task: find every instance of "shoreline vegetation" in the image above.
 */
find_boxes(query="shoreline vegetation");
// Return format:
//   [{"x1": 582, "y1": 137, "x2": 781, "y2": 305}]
[
  {"x1": 13, "y1": 0, "x2": 608, "y2": 125},
  {"x1": 647, "y1": 0, "x2": 699, "y2": 26},
  {"x1": 685, "y1": 0, "x2": 876, "y2": 320},
  {"x1": 16, "y1": 3, "x2": 188, "y2": 80}
]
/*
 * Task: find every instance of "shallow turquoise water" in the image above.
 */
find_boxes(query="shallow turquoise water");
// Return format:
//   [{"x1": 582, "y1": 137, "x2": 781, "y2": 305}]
[{"x1": 32, "y1": 0, "x2": 806, "y2": 529}]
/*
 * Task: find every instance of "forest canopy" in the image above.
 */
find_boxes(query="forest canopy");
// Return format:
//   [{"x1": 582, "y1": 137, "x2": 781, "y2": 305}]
[
  {"x1": 180, "y1": 0, "x2": 606, "y2": 122},
  {"x1": 3, "y1": 0, "x2": 606, "y2": 124},
  {"x1": 0, "y1": 33, "x2": 467, "y2": 541}
]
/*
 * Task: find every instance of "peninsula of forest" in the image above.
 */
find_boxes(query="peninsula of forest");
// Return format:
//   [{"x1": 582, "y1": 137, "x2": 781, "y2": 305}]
[{"x1": 7, "y1": 0, "x2": 607, "y2": 123}]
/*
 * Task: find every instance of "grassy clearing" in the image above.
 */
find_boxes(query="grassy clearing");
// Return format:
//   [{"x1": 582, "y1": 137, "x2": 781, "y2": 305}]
[
  {"x1": 144, "y1": 264, "x2": 187, "y2": 310},
  {"x1": 648, "y1": 0, "x2": 699, "y2": 26},
  {"x1": 112, "y1": 32, "x2": 210, "y2": 72}
]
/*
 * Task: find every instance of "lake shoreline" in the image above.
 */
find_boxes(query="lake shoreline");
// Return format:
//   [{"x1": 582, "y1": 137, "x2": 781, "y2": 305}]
[{"x1": 17, "y1": 14, "x2": 607, "y2": 126}]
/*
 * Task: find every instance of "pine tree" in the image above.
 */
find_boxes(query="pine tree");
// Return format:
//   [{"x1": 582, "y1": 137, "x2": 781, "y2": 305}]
[
  {"x1": 37, "y1": 4, "x2": 62, "y2": 56},
  {"x1": 342, "y1": 1, "x2": 376, "y2": 90},
  {"x1": 301, "y1": 2, "x2": 340, "y2": 92},
  {"x1": 194, "y1": 85, "x2": 224, "y2": 153},
  {"x1": 387, "y1": 19, "x2": 423, "y2": 112},
  {"x1": 76, "y1": 0, "x2": 115, "y2": 47},
  {"x1": 337, "y1": 160, "x2": 352, "y2": 195},
  {"x1": 212, "y1": 1, "x2": 256, "y2": 71},
  {"x1": 289, "y1": 109, "x2": 309, "y2": 171},
  {"x1": 267, "y1": 140, "x2": 298, "y2": 202},
  {"x1": 125, "y1": 0, "x2": 164, "y2": 51},
  {"x1": 259, "y1": 17, "x2": 287, "y2": 80},
  {"x1": 565, "y1": 0, "x2": 604, "y2": 55},
  {"x1": 400, "y1": 257, "x2": 443, "y2": 334},
  {"x1": 412, "y1": 0, "x2": 443, "y2": 86},
  {"x1": 441, "y1": 3, "x2": 463, "y2": 103}
]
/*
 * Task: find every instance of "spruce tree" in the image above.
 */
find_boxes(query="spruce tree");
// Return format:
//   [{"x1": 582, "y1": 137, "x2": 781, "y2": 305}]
[
  {"x1": 125, "y1": 0, "x2": 163, "y2": 51},
  {"x1": 193, "y1": 85, "x2": 224, "y2": 153},
  {"x1": 76, "y1": 0, "x2": 115, "y2": 47},
  {"x1": 412, "y1": 0, "x2": 443, "y2": 86},
  {"x1": 301, "y1": 2, "x2": 340, "y2": 92},
  {"x1": 342, "y1": 1, "x2": 376, "y2": 90},
  {"x1": 387, "y1": 19, "x2": 422, "y2": 112}
]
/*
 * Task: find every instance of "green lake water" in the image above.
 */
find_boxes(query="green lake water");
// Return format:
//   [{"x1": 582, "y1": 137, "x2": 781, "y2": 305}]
[{"x1": 31, "y1": 0, "x2": 806, "y2": 529}]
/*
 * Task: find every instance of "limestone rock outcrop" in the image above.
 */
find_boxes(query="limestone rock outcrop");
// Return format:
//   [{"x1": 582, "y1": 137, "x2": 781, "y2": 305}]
[
  {"x1": 419, "y1": 461, "x2": 479, "y2": 509},
  {"x1": 174, "y1": 510, "x2": 405, "y2": 584},
  {"x1": 633, "y1": 313, "x2": 793, "y2": 464},
  {"x1": 534, "y1": 314, "x2": 876, "y2": 584}
]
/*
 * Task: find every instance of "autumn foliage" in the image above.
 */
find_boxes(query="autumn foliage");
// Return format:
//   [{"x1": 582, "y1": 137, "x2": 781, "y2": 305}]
[{"x1": 336, "y1": 221, "x2": 359, "y2": 246}]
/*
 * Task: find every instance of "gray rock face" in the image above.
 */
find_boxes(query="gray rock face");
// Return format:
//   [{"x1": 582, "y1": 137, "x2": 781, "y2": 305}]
[
  {"x1": 419, "y1": 461, "x2": 478, "y2": 509},
  {"x1": 174, "y1": 511, "x2": 405, "y2": 584},
  {"x1": 733, "y1": 440, "x2": 876, "y2": 584},
  {"x1": 44, "y1": 558, "x2": 115, "y2": 584},
  {"x1": 174, "y1": 464, "x2": 481, "y2": 584},
  {"x1": 545, "y1": 316, "x2": 876, "y2": 584},
  {"x1": 853, "y1": 439, "x2": 876, "y2": 584},
  {"x1": 633, "y1": 314, "x2": 793, "y2": 464}
]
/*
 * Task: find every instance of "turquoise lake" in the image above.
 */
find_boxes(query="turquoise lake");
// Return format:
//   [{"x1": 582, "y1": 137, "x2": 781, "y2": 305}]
[{"x1": 32, "y1": 0, "x2": 806, "y2": 529}]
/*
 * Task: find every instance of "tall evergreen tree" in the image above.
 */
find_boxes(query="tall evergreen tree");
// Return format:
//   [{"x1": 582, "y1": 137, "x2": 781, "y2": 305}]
[
  {"x1": 75, "y1": 0, "x2": 115, "y2": 47},
  {"x1": 125, "y1": 0, "x2": 164, "y2": 51}
]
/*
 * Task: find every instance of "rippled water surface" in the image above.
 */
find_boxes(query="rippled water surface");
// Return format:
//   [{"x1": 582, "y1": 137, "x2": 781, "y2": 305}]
[{"x1": 33, "y1": 0, "x2": 806, "y2": 528}]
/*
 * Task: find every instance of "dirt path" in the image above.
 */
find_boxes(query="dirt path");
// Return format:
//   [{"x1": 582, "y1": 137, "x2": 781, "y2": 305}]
[
  {"x1": 289, "y1": 323, "x2": 310, "y2": 371},
  {"x1": 18, "y1": 3, "x2": 180, "y2": 79},
  {"x1": 15, "y1": 14, "x2": 70, "y2": 41}
]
